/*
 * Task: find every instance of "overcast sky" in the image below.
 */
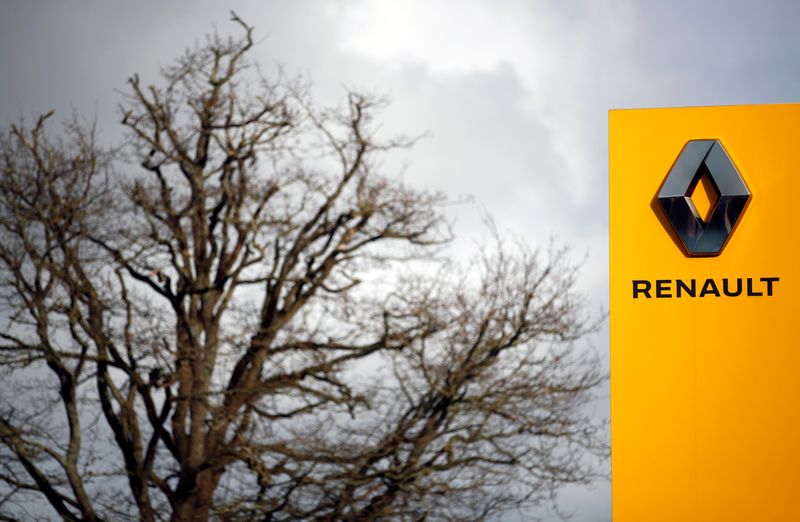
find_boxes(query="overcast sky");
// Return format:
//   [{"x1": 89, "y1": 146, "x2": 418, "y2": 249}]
[{"x1": 2, "y1": 1, "x2": 799, "y2": 520}]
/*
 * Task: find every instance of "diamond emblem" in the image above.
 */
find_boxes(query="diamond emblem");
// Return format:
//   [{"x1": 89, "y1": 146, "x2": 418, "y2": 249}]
[{"x1": 657, "y1": 140, "x2": 750, "y2": 256}]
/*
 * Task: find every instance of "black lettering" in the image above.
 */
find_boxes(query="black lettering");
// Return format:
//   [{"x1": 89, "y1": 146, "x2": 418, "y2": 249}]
[
  {"x1": 761, "y1": 277, "x2": 779, "y2": 296},
  {"x1": 633, "y1": 280, "x2": 651, "y2": 299},
  {"x1": 722, "y1": 278, "x2": 742, "y2": 297},
  {"x1": 747, "y1": 277, "x2": 763, "y2": 296},
  {"x1": 676, "y1": 279, "x2": 695, "y2": 298},
  {"x1": 632, "y1": 276, "x2": 780, "y2": 299},
  {"x1": 699, "y1": 278, "x2": 720, "y2": 297}
]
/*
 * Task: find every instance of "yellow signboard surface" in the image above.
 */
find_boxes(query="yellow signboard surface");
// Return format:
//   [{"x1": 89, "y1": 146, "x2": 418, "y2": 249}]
[{"x1": 610, "y1": 103, "x2": 800, "y2": 521}]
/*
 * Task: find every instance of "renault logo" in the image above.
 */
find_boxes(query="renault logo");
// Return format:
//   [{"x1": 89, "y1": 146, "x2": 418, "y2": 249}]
[{"x1": 657, "y1": 139, "x2": 750, "y2": 256}]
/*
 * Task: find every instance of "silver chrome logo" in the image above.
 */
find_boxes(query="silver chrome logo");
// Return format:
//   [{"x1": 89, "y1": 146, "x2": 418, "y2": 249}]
[{"x1": 657, "y1": 139, "x2": 750, "y2": 256}]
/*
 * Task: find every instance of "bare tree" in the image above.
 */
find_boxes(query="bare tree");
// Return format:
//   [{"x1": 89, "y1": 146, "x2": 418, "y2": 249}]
[{"x1": 0, "y1": 15, "x2": 605, "y2": 522}]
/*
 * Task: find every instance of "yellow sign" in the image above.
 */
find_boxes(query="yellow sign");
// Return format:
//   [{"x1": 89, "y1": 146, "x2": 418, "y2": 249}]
[{"x1": 609, "y1": 103, "x2": 800, "y2": 521}]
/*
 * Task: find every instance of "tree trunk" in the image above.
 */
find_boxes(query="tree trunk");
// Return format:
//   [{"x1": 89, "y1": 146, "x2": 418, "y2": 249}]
[{"x1": 171, "y1": 469, "x2": 221, "y2": 521}]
